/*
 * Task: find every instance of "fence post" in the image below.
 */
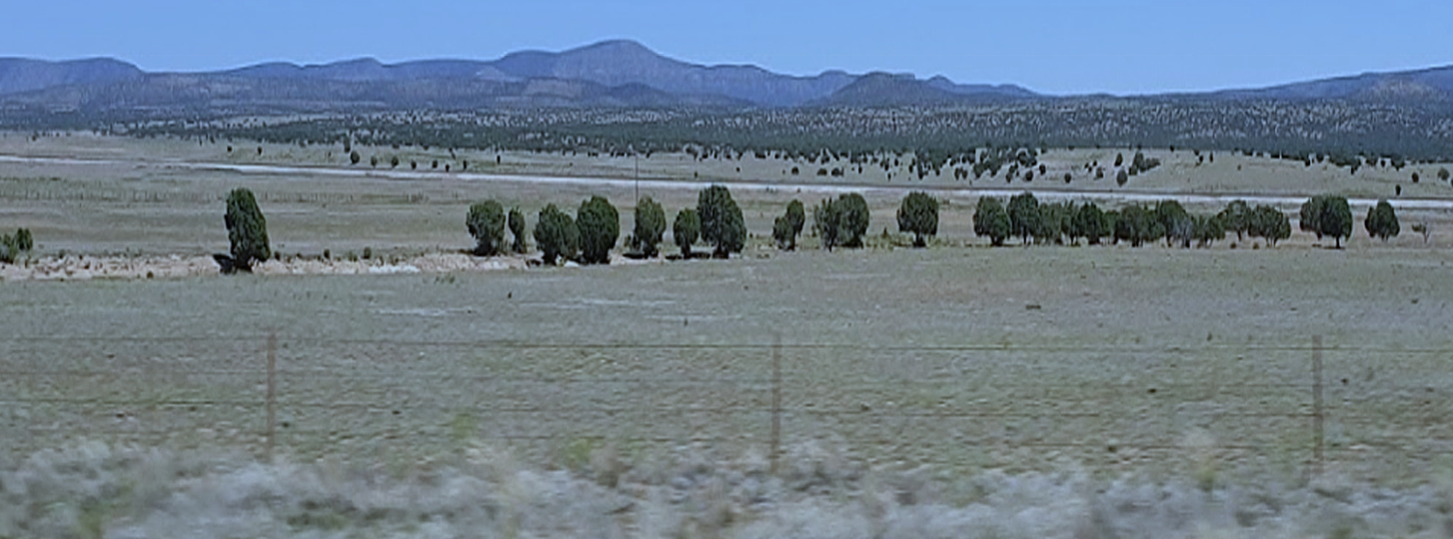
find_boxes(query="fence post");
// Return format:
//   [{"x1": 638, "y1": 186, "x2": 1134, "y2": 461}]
[
  {"x1": 266, "y1": 332, "x2": 277, "y2": 461},
  {"x1": 1311, "y1": 335, "x2": 1324, "y2": 480},
  {"x1": 770, "y1": 335, "x2": 782, "y2": 475}
]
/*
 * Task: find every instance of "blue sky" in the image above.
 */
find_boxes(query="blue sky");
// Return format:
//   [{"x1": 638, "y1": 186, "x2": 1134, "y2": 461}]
[{"x1": 4, "y1": 0, "x2": 1452, "y2": 95}]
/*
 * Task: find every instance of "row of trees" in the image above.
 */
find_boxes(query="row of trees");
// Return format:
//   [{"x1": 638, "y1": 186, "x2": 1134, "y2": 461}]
[
  {"x1": 461, "y1": 186, "x2": 747, "y2": 265},
  {"x1": 973, "y1": 193, "x2": 1294, "y2": 248},
  {"x1": 216, "y1": 185, "x2": 1412, "y2": 275}
]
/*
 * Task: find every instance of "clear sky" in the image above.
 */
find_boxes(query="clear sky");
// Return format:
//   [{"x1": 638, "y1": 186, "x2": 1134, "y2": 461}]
[{"x1": 4, "y1": 0, "x2": 1451, "y2": 95}]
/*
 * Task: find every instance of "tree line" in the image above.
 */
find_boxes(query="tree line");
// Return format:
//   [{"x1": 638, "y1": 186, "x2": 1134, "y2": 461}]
[{"x1": 206, "y1": 185, "x2": 1411, "y2": 274}]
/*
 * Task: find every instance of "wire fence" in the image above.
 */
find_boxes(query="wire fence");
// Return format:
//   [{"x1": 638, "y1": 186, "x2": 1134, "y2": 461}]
[{"x1": 2, "y1": 333, "x2": 1450, "y2": 481}]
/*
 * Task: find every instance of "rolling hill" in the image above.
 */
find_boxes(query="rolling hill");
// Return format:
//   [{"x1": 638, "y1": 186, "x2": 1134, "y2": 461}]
[{"x1": 0, "y1": 40, "x2": 1451, "y2": 114}]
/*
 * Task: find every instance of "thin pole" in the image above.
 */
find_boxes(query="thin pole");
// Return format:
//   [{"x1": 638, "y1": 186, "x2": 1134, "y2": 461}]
[
  {"x1": 266, "y1": 332, "x2": 277, "y2": 461},
  {"x1": 770, "y1": 335, "x2": 782, "y2": 474},
  {"x1": 1312, "y1": 335, "x2": 1324, "y2": 479}
]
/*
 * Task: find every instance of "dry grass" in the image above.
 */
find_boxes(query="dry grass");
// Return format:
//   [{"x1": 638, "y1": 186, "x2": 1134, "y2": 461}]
[{"x1": 3, "y1": 440, "x2": 1452, "y2": 539}]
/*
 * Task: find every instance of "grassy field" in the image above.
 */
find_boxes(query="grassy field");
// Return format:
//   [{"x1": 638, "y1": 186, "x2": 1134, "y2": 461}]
[
  {"x1": 4, "y1": 133, "x2": 1453, "y2": 259},
  {"x1": 4, "y1": 132, "x2": 1453, "y2": 536},
  {"x1": 4, "y1": 248, "x2": 1452, "y2": 487}
]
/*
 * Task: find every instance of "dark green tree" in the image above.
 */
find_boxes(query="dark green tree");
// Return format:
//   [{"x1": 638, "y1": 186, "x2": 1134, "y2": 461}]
[
  {"x1": 1440, "y1": 167, "x2": 1451, "y2": 182},
  {"x1": 815, "y1": 193, "x2": 870, "y2": 250},
  {"x1": 1218, "y1": 200, "x2": 1253, "y2": 240},
  {"x1": 224, "y1": 188, "x2": 271, "y2": 272},
  {"x1": 896, "y1": 191, "x2": 939, "y2": 247},
  {"x1": 349, "y1": 151, "x2": 361, "y2": 165},
  {"x1": 508, "y1": 207, "x2": 527, "y2": 253},
  {"x1": 14, "y1": 228, "x2": 33, "y2": 252},
  {"x1": 1155, "y1": 200, "x2": 1190, "y2": 247},
  {"x1": 1036, "y1": 201, "x2": 1072, "y2": 244},
  {"x1": 1116, "y1": 169, "x2": 1129, "y2": 186},
  {"x1": 772, "y1": 216, "x2": 794, "y2": 250},
  {"x1": 1252, "y1": 205, "x2": 1291, "y2": 246},
  {"x1": 1299, "y1": 196, "x2": 1324, "y2": 238},
  {"x1": 465, "y1": 200, "x2": 507, "y2": 256},
  {"x1": 786, "y1": 199, "x2": 806, "y2": 238},
  {"x1": 632, "y1": 196, "x2": 667, "y2": 258},
  {"x1": 576, "y1": 196, "x2": 620, "y2": 265},
  {"x1": 697, "y1": 185, "x2": 746, "y2": 257},
  {"x1": 1302, "y1": 195, "x2": 1353, "y2": 247},
  {"x1": 534, "y1": 204, "x2": 579, "y2": 265},
  {"x1": 1007, "y1": 192, "x2": 1041, "y2": 245},
  {"x1": 774, "y1": 199, "x2": 807, "y2": 250},
  {"x1": 673, "y1": 208, "x2": 700, "y2": 257},
  {"x1": 1363, "y1": 200, "x2": 1400, "y2": 242},
  {"x1": 1192, "y1": 215, "x2": 1226, "y2": 247},
  {"x1": 1071, "y1": 202, "x2": 1106, "y2": 245},
  {"x1": 973, "y1": 196, "x2": 1012, "y2": 246},
  {"x1": 1114, "y1": 204, "x2": 1156, "y2": 247}
]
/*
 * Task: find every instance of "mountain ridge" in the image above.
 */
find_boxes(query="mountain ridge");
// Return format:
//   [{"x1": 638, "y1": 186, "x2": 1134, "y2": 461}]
[{"x1": 1, "y1": 40, "x2": 1451, "y2": 111}]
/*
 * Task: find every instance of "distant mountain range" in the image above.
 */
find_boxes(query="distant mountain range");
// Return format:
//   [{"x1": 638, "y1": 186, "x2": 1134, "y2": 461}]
[{"x1": 1, "y1": 39, "x2": 1451, "y2": 114}]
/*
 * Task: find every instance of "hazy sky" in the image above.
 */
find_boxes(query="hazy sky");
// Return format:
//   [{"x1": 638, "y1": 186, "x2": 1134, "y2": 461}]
[{"x1": 4, "y1": 0, "x2": 1452, "y2": 95}]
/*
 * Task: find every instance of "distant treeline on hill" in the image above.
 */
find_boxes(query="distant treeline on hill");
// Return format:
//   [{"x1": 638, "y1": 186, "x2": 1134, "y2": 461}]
[{"x1": 16, "y1": 97, "x2": 1453, "y2": 163}]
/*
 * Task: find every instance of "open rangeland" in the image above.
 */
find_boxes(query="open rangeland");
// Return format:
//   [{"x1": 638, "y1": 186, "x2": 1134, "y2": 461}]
[{"x1": 5, "y1": 134, "x2": 1453, "y2": 538}]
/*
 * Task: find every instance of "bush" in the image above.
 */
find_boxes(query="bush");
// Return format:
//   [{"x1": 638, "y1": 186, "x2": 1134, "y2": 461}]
[
  {"x1": 1364, "y1": 200, "x2": 1400, "y2": 242},
  {"x1": 1300, "y1": 195, "x2": 1353, "y2": 247},
  {"x1": 1192, "y1": 214, "x2": 1226, "y2": 247},
  {"x1": 815, "y1": 193, "x2": 870, "y2": 250},
  {"x1": 835, "y1": 193, "x2": 870, "y2": 248},
  {"x1": 349, "y1": 151, "x2": 360, "y2": 165},
  {"x1": 973, "y1": 197, "x2": 1012, "y2": 246},
  {"x1": 1116, "y1": 169, "x2": 1129, "y2": 186},
  {"x1": 1246, "y1": 205, "x2": 1290, "y2": 245},
  {"x1": 1007, "y1": 192, "x2": 1041, "y2": 244},
  {"x1": 465, "y1": 200, "x2": 507, "y2": 256},
  {"x1": 786, "y1": 199, "x2": 806, "y2": 240},
  {"x1": 697, "y1": 185, "x2": 745, "y2": 257},
  {"x1": 1113, "y1": 204, "x2": 1167, "y2": 247},
  {"x1": 533, "y1": 204, "x2": 579, "y2": 265},
  {"x1": 576, "y1": 196, "x2": 619, "y2": 264},
  {"x1": 1440, "y1": 167, "x2": 1451, "y2": 182},
  {"x1": 1217, "y1": 200, "x2": 1252, "y2": 240},
  {"x1": 1154, "y1": 200, "x2": 1189, "y2": 247},
  {"x1": 14, "y1": 228, "x2": 32, "y2": 252},
  {"x1": 632, "y1": 196, "x2": 666, "y2": 258},
  {"x1": 772, "y1": 216, "x2": 794, "y2": 250},
  {"x1": 224, "y1": 188, "x2": 271, "y2": 272},
  {"x1": 673, "y1": 209, "x2": 700, "y2": 257},
  {"x1": 774, "y1": 200, "x2": 806, "y2": 250},
  {"x1": 896, "y1": 192, "x2": 939, "y2": 247},
  {"x1": 0, "y1": 235, "x2": 15, "y2": 264},
  {"x1": 508, "y1": 207, "x2": 527, "y2": 253},
  {"x1": 1071, "y1": 202, "x2": 1106, "y2": 245}
]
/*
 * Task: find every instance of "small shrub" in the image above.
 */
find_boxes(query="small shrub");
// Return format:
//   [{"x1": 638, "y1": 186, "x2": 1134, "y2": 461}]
[
  {"x1": 576, "y1": 196, "x2": 619, "y2": 265},
  {"x1": 896, "y1": 192, "x2": 939, "y2": 248},
  {"x1": 224, "y1": 188, "x2": 271, "y2": 272},
  {"x1": 508, "y1": 207, "x2": 527, "y2": 253},
  {"x1": 14, "y1": 228, "x2": 33, "y2": 252},
  {"x1": 697, "y1": 185, "x2": 745, "y2": 257},
  {"x1": 533, "y1": 204, "x2": 579, "y2": 266},
  {"x1": 466, "y1": 201, "x2": 507, "y2": 256},
  {"x1": 632, "y1": 197, "x2": 666, "y2": 258},
  {"x1": 673, "y1": 209, "x2": 700, "y2": 257},
  {"x1": 362, "y1": 247, "x2": 373, "y2": 260}
]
